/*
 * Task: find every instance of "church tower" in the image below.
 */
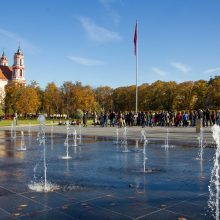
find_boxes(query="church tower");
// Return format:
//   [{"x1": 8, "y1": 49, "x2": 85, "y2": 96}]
[
  {"x1": 0, "y1": 51, "x2": 8, "y2": 66},
  {"x1": 12, "y1": 45, "x2": 26, "y2": 85}
]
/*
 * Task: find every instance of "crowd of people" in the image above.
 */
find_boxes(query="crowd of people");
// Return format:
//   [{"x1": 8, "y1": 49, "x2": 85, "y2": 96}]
[{"x1": 86, "y1": 109, "x2": 220, "y2": 128}]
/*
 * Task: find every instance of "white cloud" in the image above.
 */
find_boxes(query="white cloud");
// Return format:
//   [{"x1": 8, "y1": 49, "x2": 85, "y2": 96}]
[
  {"x1": 0, "y1": 28, "x2": 40, "y2": 54},
  {"x1": 78, "y1": 16, "x2": 122, "y2": 43},
  {"x1": 171, "y1": 62, "x2": 191, "y2": 73},
  {"x1": 99, "y1": 0, "x2": 121, "y2": 25},
  {"x1": 152, "y1": 67, "x2": 167, "y2": 76},
  {"x1": 204, "y1": 67, "x2": 220, "y2": 74},
  {"x1": 99, "y1": 0, "x2": 111, "y2": 9},
  {"x1": 67, "y1": 56, "x2": 105, "y2": 66}
]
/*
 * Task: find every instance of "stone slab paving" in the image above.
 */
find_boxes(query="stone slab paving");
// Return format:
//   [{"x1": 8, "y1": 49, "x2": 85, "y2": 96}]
[
  {"x1": 0, "y1": 125, "x2": 216, "y2": 219},
  {"x1": 0, "y1": 124, "x2": 214, "y2": 145}
]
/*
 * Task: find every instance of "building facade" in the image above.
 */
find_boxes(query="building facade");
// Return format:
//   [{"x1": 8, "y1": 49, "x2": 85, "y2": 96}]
[{"x1": 0, "y1": 47, "x2": 26, "y2": 100}]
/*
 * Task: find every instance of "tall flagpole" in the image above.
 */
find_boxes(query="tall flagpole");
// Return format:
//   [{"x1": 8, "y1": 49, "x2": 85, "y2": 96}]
[{"x1": 135, "y1": 21, "x2": 138, "y2": 113}]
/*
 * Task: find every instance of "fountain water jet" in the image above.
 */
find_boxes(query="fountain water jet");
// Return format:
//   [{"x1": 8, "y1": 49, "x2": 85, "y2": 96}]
[
  {"x1": 196, "y1": 127, "x2": 206, "y2": 161},
  {"x1": 10, "y1": 118, "x2": 16, "y2": 140},
  {"x1": 114, "y1": 128, "x2": 120, "y2": 144},
  {"x1": 143, "y1": 140, "x2": 148, "y2": 172},
  {"x1": 137, "y1": 129, "x2": 147, "y2": 152},
  {"x1": 60, "y1": 121, "x2": 72, "y2": 159},
  {"x1": 140, "y1": 130, "x2": 146, "y2": 143},
  {"x1": 161, "y1": 128, "x2": 174, "y2": 149},
  {"x1": 135, "y1": 139, "x2": 139, "y2": 151},
  {"x1": 17, "y1": 131, "x2": 26, "y2": 151},
  {"x1": 121, "y1": 127, "x2": 129, "y2": 152},
  {"x1": 208, "y1": 124, "x2": 220, "y2": 219},
  {"x1": 72, "y1": 128, "x2": 78, "y2": 147},
  {"x1": 33, "y1": 163, "x2": 39, "y2": 181},
  {"x1": 77, "y1": 124, "x2": 82, "y2": 145},
  {"x1": 28, "y1": 114, "x2": 59, "y2": 192}
]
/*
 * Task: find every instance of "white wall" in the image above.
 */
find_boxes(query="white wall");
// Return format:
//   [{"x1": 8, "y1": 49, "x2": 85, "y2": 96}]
[{"x1": 0, "y1": 80, "x2": 8, "y2": 104}]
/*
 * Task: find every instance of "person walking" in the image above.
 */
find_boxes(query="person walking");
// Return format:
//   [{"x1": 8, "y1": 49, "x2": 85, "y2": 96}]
[{"x1": 83, "y1": 111, "x2": 88, "y2": 127}]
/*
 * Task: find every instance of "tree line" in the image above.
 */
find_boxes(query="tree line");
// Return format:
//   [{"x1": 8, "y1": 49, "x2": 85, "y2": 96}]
[{"x1": 2, "y1": 76, "x2": 220, "y2": 118}]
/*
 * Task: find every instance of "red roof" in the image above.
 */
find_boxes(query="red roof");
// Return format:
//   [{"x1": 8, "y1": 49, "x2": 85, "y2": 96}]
[{"x1": 0, "y1": 65, "x2": 12, "y2": 80}]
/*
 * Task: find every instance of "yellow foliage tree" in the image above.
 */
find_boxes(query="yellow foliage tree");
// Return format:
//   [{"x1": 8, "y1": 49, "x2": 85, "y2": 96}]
[
  {"x1": 173, "y1": 81, "x2": 194, "y2": 110},
  {"x1": 16, "y1": 86, "x2": 40, "y2": 118},
  {"x1": 95, "y1": 86, "x2": 113, "y2": 111},
  {"x1": 4, "y1": 82, "x2": 23, "y2": 114},
  {"x1": 44, "y1": 82, "x2": 62, "y2": 116},
  {"x1": 208, "y1": 76, "x2": 220, "y2": 109}
]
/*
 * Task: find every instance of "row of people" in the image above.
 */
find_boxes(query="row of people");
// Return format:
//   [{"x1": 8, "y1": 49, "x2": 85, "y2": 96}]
[{"x1": 90, "y1": 109, "x2": 220, "y2": 128}]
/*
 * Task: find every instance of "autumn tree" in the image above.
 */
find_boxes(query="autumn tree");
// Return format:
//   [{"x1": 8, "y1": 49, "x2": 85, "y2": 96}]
[
  {"x1": 61, "y1": 81, "x2": 74, "y2": 117},
  {"x1": 61, "y1": 81, "x2": 98, "y2": 117},
  {"x1": 192, "y1": 80, "x2": 208, "y2": 109},
  {"x1": 44, "y1": 82, "x2": 62, "y2": 116},
  {"x1": 4, "y1": 82, "x2": 23, "y2": 114},
  {"x1": 95, "y1": 86, "x2": 113, "y2": 111},
  {"x1": 16, "y1": 86, "x2": 40, "y2": 118},
  {"x1": 112, "y1": 86, "x2": 136, "y2": 111},
  {"x1": 146, "y1": 81, "x2": 173, "y2": 110},
  {"x1": 173, "y1": 81, "x2": 194, "y2": 110},
  {"x1": 138, "y1": 83, "x2": 150, "y2": 110},
  {"x1": 28, "y1": 81, "x2": 44, "y2": 113},
  {"x1": 207, "y1": 76, "x2": 220, "y2": 109}
]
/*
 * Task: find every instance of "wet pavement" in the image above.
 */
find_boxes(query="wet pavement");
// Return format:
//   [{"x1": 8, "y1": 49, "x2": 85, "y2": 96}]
[{"x1": 0, "y1": 130, "x2": 216, "y2": 219}]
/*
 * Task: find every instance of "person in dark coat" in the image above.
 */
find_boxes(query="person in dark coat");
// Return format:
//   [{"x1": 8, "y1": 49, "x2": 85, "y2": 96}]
[{"x1": 83, "y1": 112, "x2": 88, "y2": 127}]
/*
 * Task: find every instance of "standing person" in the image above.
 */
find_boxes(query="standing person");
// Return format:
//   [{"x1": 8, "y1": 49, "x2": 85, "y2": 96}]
[
  {"x1": 189, "y1": 111, "x2": 194, "y2": 127},
  {"x1": 165, "y1": 111, "x2": 170, "y2": 127},
  {"x1": 83, "y1": 111, "x2": 88, "y2": 127},
  {"x1": 117, "y1": 112, "x2": 123, "y2": 128},
  {"x1": 104, "y1": 112, "x2": 108, "y2": 127},
  {"x1": 109, "y1": 111, "x2": 116, "y2": 127},
  {"x1": 14, "y1": 112, "x2": 18, "y2": 126},
  {"x1": 99, "y1": 112, "x2": 104, "y2": 127},
  {"x1": 176, "y1": 112, "x2": 182, "y2": 127},
  {"x1": 93, "y1": 111, "x2": 98, "y2": 126},
  {"x1": 148, "y1": 112, "x2": 153, "y2": 127},
  {"x1": 205, "y1": 108, "x2": 211, "y2": 127},
  {"x1": 152, "y1": 112, "x2": 156, "y2": 127},
  {"x1": 140, "y1": 112, "x2": 146, "y2": 128},
  {"x1": 134, "y1": 112, "x2": 138, "y2": 126},
  {"x1": 211, "y1": 110, "x2": 216, "y2": 125},
  {"x1": 216, "y1": 110, "x2": 220, "y2": 125},
  {"x1": 182, "y1": 112, "x2": 188, "y2": 127},
  {"x1": 193, "y1": 110, "x2": 198, "y2": 127}
]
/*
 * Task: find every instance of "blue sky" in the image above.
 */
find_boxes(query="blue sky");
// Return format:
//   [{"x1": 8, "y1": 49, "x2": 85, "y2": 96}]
[{"x1": 0, "y1": 0, "x2": 220, "y2": 88}]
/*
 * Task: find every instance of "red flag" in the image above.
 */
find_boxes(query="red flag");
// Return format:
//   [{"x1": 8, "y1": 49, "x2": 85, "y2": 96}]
[{"x1": 134, "y1": 22, "x2": 137, "y2": 56}]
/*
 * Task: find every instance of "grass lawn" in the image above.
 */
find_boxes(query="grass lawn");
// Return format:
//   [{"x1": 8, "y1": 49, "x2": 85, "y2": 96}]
[{"x1": 0, "y1": 119, "x2": 94, "y2": 126}]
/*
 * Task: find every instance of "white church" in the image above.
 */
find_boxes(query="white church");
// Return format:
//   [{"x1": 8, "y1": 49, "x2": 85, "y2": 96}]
[{"x1": 0, "y1": 46, "x2": 26, "y2": 98}]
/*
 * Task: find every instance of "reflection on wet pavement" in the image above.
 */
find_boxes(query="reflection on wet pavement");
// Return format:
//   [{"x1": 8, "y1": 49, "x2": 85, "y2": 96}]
[{"x1": 0, "y1": 130, "x2": 216, "y2": 219}]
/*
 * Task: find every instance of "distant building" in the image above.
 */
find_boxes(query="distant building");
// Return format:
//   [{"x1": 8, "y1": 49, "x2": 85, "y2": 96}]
[{"x1": 0, "y1": 46, "x2": 26, "y2": 100}]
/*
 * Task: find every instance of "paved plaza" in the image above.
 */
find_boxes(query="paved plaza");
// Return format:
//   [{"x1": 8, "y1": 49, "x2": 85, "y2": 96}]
[
  {"x1": 0, "y1": 125, "x2": 216, "y2": 219},
  {"x1": 0, "y1": 124, "x2": 214, "y2": 145}
]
